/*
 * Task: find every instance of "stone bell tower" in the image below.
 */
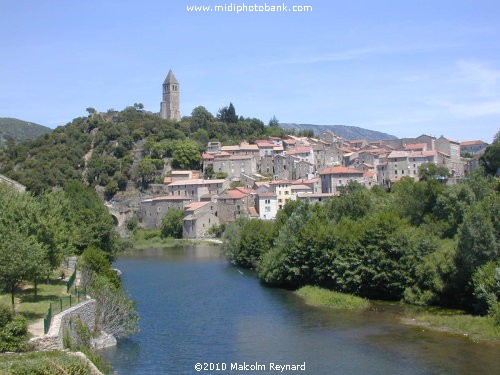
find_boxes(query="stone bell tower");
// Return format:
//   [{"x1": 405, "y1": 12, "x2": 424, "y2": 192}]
[{"x1": 160, "y1": 70, "x2": 180, "y2": 121}]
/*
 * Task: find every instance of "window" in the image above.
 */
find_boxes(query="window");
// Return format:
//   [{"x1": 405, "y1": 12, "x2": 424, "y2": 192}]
[
  {"x1": 402, "y1": 170, "x2": 404, "y2": 174},
  {"x1": 265, "y1": 207, "x2": 271, "y2": 212}
]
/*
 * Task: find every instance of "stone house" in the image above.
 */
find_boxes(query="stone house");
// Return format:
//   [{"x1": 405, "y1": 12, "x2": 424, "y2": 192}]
[
  {"x1": 140, "y1": 196, "x2": 192, "y2": 228},
  {"x1": 460, "y1": 140, "x2": 488, "y2": 156},
  {"x1": 320, "y1": 166, "x2": 365, "y2": 193},
  {"x1": 435, "y1": 136, "x2": 463, "y2": 176},
  {"x1": 166, "y1": 179, "x2": 228, "y2": 199},
  {"x1": 183, "y1": 201, "x2": 219, "y2": 239},
  {"x1": 216, "y1": 188, "x2": 255, "y2": 224}
]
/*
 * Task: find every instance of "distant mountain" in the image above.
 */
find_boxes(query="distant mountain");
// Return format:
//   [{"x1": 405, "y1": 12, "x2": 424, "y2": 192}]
[
  {"x1": 0, "y1": 118, "x2": 51, "y2": 146},
  {"x1": 280, "y1": 123, "x2": 398, "y2": 142}
]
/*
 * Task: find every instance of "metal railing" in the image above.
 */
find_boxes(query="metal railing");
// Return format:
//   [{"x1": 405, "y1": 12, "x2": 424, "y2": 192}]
[
  {"x1": 66, "y1": 269, "x2": 76, "y2": 293},
  {"x1": 43, "y1": 286, "x2": 87, "y2": 334}
]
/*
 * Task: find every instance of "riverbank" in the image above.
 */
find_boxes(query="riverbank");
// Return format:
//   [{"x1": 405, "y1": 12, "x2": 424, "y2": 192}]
[
  {"x1": 121, "y1": 229, "x2": 222, "y2": 250},
  {"x1": 295, "y1": 286, "x2": 499, "y2": 342},
  {"x1": 0, "y1": 350, "x2": 107, "y2": 375},
  {"x1": 295, "y1": 286, "x2": 370, "y2": 309},
  {"x1": 402, "y1": 312, "x2": 500, "y2": 342}
]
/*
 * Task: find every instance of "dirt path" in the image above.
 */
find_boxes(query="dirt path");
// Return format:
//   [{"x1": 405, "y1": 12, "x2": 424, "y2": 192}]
[{"x1": 28, "y1": 319, "x2": 45, "y2": 337}]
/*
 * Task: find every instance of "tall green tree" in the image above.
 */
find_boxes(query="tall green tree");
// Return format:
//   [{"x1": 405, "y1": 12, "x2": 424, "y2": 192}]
[{"x1": 171, "y1": 140, "x2": 201, "y2": 170}]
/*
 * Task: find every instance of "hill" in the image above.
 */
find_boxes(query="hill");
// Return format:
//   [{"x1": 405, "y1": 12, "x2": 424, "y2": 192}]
[
  {"x1": 0, "y1": 105, "x2": 289, "y2": 195},
  {"x1": 280, "y1": 123, "x2": 397, "y2": 141},
  {"x1": 0, "y1": 118, "x2": 51, "y2": 147}
]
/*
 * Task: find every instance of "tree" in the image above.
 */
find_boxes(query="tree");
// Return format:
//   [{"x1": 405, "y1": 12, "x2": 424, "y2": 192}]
[
  {"x1": 87, "y1": 274, "x2": 139, "y2": 339},
  {"x1": 471, "y1": 261, "x2": 500, "y2": 316},
  {"x1": 269, "y1": 115, "x2": 279, "y2": 127},
  {"x1": 455, "y1": 197, "x2": 499, "y2": 305},
  {"x1": 0, "y1": 187, "x2": 47, "y2": 307},
  {"x1": 418, "y1": 163, "x2": 450, "y2": 181},
  {"x1": 480, "y1": 141, "x2": 500, "y2": 176},
  {"x1": 137, "y1": 158, "x2": 157, "y2": 187},
  {"x1": 0, "y1": 229, "x2": 45, "y2": 308},
  {"x1": 217, "y1": 103, "x2": 238, "y2": 123},
  {"x1": 171, "y1": 140, "x2": 201, "y2": 170},
  {"x1": 161, "y1": 208, "x2": 184, "y2": 238},
  {"x1": 86, "y1": 107, "x2": 96, "y2": 115},
  {"x1": 64, "y1": 182, "x2": 118, "y2": 256}
]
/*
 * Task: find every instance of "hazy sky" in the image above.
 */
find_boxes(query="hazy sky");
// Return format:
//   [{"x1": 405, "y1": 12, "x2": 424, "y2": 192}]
[{"x1": 1, "y1": 0, "x2": 499, "y2": 141}]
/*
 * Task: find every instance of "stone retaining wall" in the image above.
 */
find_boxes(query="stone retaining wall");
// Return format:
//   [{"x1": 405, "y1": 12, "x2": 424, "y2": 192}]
[{"x1": 29, "y1": 299, "x2": 96, "y2": 351}]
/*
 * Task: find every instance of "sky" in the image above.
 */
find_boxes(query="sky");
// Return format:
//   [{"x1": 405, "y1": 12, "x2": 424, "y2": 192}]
[{"x1": 1, "y1": 0, "x2": 499, "y2": 142}]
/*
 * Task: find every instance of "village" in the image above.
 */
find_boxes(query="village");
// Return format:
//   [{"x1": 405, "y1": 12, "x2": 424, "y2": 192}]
[{"x1": 138, "y1": 131, "x2": 488, "y2": 238}]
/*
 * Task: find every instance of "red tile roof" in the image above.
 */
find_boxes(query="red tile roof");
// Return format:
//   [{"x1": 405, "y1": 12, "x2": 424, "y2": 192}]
[
  {"x1": 319, "y1": 167, "x2": 364, "y2": 175},
  {"x1": 185, "y1": 201, "x2": 210, "y2": 211},
  {"x1": 287, "y1": 146, "x2": 312, "y2": 155},
  {"x1": 404, "y1": 143, "x2": 427, "y2": 150},
  {"x1": 460, "y1": 140, "x2": 488, "y2": 146}
]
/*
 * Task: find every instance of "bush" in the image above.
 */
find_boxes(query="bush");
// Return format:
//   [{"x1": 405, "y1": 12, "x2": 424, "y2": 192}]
[
  {"x1": 0, "y1": 308, "x2": 28, "y2": 352},
  {"x1": 126, "y1": 216, "x2": 139, "y2": 232},
  {"x1": 161, "y1": 208, "x2": 184, "y2": 239}
]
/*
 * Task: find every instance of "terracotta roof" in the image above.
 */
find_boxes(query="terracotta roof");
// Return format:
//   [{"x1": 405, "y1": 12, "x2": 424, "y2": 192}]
[
  {"x1": 320, "y1": 167, "x2": 363, "y2": 175},
  {"x1": 202, "y1": 153, "x2": 214, "y2": 159},
  {"x1": 254, "y1": 181, "x2": 270, "y2": 187},
  {"x1": 235, "y1": 186, "x2": 255, "y2": 194},
  {"x1": 364, "y1": 171, "x2": 376, "y2": 178},
  {"x1": 256, "y1": 140, "x2": 274, "y2": 148},
  {"x1": 404, "y1": 143, "x2": 427, "y2": 150},
  {"x1": 460, "y1": 140, "x2": 488, "y2": 146},
  {"x1": 220, "y1": 145, "x2": 240, "y2": 151},
  {"x1": 163, "y1": 176, "x2": 172, "y2": 184},
  {"x1": 287, "y1": 146, "x2": 312, "y2": 155},
  {"x1": 141, "y1": 195, "x2": 191, "y2": 203},
  {"x1": 240, "y1": 144, "x2": 259, "y2": 151},
  {"x1": 350, "y1": 139, "x2": 366, "y2": 144},
  {"x1": 185, "y1": 201, "x2": 210, "y2": 211},
  {"x1": 218, "y1": 189, "x2": 248, "y2": 200},
  {"x1": 409, "y1": 150, "x2": 437, "y2": 158},
  {"x1": 387, "y1": 151, "x2": 410, "y2": 158},
  {"x1": 269, "y1": 179, "x2": 292, "y2": 185},
  {"x1": 229, "y1": 155, "x2": 254, "y2": 160},
  {"x1": 291, "y1": 184, "x2": 312, "y2": 190},
  {"x1": 168, "y1": 179, "x2": 225, "y2": 186}
]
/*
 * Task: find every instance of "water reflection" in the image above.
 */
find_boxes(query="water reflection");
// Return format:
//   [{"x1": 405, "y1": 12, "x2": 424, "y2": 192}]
[{"x1": 102, "y1": 245, "x2": 499, "y2": 375}]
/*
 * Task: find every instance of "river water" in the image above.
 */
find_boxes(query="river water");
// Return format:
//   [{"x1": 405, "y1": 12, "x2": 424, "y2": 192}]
[{"x1": 100, "y1": 245, "x2": 499, "y2": 375}]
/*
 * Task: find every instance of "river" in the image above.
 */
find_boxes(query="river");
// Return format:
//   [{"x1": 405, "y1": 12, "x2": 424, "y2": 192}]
[{"x1": 100, "y1": 244, "x2": 499, "y2": 374}]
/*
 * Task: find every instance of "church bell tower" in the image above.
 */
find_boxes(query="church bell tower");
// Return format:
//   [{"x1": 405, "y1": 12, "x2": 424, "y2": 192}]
[{"x1": 160, "y1": 70, "x2": 180, "y2": 121}]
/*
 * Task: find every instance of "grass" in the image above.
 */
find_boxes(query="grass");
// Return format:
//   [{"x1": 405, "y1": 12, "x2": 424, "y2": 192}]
[
  {"x1": 295, "y1": 285, "x2": 370, "y2": 309},
  {"x1": 0, "y1": 278, "x2": 70, "y2": 322},
  {"x1": 0, "y1": 351, "x2": 94, "y2": 375},
  {"x1": 410, "y1": 313, "x2": 500, "y2": 341},
  {"x1": 123, "y1": 228, "x2": 218, "y2": 250}
]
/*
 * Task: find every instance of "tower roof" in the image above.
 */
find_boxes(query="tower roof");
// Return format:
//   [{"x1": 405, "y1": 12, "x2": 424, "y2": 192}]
[{"x1": 164, "y1": 69, "x2": 178, "y2": 84}]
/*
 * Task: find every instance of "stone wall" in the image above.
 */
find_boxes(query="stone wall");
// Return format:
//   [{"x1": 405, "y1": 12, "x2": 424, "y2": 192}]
[{"x1": 29, "y1": 299, "x2": 96, "y2": 351}]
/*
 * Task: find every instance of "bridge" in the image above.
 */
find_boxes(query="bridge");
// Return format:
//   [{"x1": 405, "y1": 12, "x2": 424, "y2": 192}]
[{"x1": 105, "y1": 203, "x2": 135, "y2": 227}]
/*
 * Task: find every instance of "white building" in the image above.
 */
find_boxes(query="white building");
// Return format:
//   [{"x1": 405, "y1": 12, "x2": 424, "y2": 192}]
[{"x1": 258, "y1": 193, "x2": 278, "y2": 220}]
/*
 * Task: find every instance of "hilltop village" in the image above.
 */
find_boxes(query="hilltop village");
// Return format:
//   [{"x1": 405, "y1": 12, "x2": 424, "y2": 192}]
[
  {"x1": 138, "y1": 130, "x2": 488, "y2": 238},
  {"x1": 127, "y1": 70, "x2": 492, "y2": 238}
]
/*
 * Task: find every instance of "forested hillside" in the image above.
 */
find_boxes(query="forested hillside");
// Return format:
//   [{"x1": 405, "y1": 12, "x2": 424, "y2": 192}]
[{"x1": 0, "y1": 104, "x2": 289, "y2": 195}]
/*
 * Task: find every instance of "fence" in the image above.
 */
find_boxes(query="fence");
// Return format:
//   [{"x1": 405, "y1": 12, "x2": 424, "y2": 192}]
[
  {"x1": 43, "y1": 286, "x2": 87, "y2": 334},
  {"x1": 66, "y1": 269, "x2": 76, "y2": 293}
]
